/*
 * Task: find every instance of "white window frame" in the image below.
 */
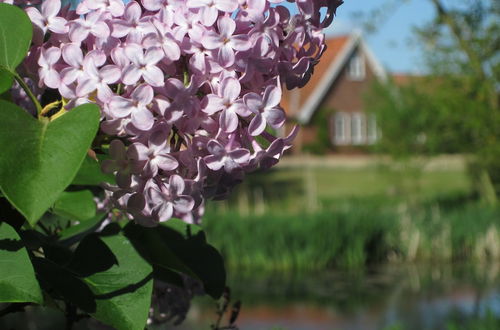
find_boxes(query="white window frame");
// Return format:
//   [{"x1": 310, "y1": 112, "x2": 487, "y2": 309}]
[
  {"x1": 348, "y1": 53, "x2": 365, "y2": 81},
  {"x1": 351, "y1": 113, "x2": 366, "y2": 145},
  {"x1": 331, "y1": 112, "x2": 350, "y2": 145}
]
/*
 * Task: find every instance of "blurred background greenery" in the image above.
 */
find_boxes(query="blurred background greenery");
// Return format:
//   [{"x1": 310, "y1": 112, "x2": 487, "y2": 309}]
[{"x1": 193, "y1": 0, "x2": 500, "y2": 329}]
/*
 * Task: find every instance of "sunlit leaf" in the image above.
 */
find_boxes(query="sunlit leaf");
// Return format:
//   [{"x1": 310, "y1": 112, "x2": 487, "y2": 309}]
[
  {"x1": 0, "y1": 68, "x2": 13, "y2": 94},
  {"x1": 0, "y1": 101, "x2": 100, "y2": 225},
  {"x1": 53, "y1": 190, "x2": 96, "y2": 221},
  {"x1": 0, "y1": 3, "x2": 32, "y2": 71},
  {"x1": 72, "y1": 155, "x2": 115, "y2": 186}
]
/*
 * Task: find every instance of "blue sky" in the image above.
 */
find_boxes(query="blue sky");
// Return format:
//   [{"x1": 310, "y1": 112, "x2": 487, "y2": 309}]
[{"x1": 325, "y1": 0, "x2": 436, "y2": 74}]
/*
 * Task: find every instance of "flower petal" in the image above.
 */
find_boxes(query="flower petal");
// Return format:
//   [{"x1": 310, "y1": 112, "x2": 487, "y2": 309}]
[
  {"x1": 108, "y1": 96, "x2": 134, "y2": 118},
  {"x1": 248, "y1": 113, "x2": 266, "y2": 136},
  {"x1": 48, "y1": 17, "x2": 68, "y2": 34},
  {"x1": 264, "y1": 108, "x2": 286, "y2": 128},
  {"x1": 217, "y1": 16, "x2": 235, "y2": 37},
  {"x1": 263, "y1": 85, "x2": 281, "y2": 109},
  {"x1": 144, "y1": 47, "x2": 164, "y2": 65},
  {"x1": 132, "y1": 84, "x2": 154, "y2": 105},
  {"x1": 169, "y1": 175, "x2": 185, "y2": 195},
  {"x1": 220, "y1": 108, "x2": 238, "y2": 132},
  {"x1": 131, "y1": 107, "x2": 155, "y2": 131},
  {"x1": 143, "y1": 65, "x2": 164, "y2": 87},
  {"x1": 157, "y1": 155, "x2": 179, "y2": 171},
  {"x1": 218, "y1": 44, "x2": 235, "y2": 67},
  {"x1": 122, "y1": 64, "x2": 142, "y2": 85},
  {"x1": 42, "y1": 0, "x2": 61, "y2": 18},
  {"x1": 100, "y1": 65, "x2": 122, "y2": 84},
  {"x1": 220, "y1": 77, "x2": 240, "y2": 102},
  {"x1": 173, "y1": 196, "x2": 194, "y2": 213},
  {"x1": 62, "y1": 44, "x2": 83, "y2": 68}
]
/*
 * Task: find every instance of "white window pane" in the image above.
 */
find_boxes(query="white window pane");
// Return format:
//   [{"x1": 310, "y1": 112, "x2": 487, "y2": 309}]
[
  {"x1": 348, "y1": 53, "x2": 365, "y2": 81},
  {"x1": 351, "y1": 113, "x2": 366, "y2": 145},
  {"x1": 331, "y1": 112, "x2": 350, "y2": 145},
  {"x1": 367, "y1": 114, "x2": 378, "y2": 144}
]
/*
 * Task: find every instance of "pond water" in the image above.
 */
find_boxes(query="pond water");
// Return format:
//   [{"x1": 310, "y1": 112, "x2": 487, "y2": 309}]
[{"x1": 179, "y1": 263, "x2": 500, "y2": 330}]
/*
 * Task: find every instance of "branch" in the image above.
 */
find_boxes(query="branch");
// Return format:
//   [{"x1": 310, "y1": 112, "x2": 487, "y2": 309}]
[{"x1": 12, "y1": 72, "x2": 43, "y2": 115}]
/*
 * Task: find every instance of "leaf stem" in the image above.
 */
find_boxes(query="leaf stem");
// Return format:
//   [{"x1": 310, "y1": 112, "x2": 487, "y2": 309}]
[{"x1": 13, "y1": 72, "x2": 42, "y2": 115}]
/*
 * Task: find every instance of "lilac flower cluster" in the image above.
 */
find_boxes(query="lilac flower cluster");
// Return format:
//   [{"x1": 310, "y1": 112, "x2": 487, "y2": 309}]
[{"x1": 11, "y1": 0, "x2": 342, "y2": 226}]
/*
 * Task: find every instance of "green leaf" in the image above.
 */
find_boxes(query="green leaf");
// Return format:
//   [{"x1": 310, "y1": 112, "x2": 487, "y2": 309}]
[
  {"x1": 161, "y1": 219, "x2": 226, "y2": 299},
  {"x1": 85, "y1": 234, "x2": 153, "y2": 330},
  {"x1": 0, "y1": 222, "x2": 43, "y2": 304},
  {"x1": 33, "y1": 257, "x2": 96, "y2": 313},
  {"x1": 0, "y1": 68, "x2": 13, "y2": 94},
  {"x1": 72, "y1": 155, "x2": 115, "y2": 185},
  {"x1": 124, "y1": 219, "x2": 226, "y2": 299},
  {"x1": 0, "y1": 3, "x2": 33, "y2": 70},
  {"x1": 68, "y1": 234, "x2": 118, "y2": 277},
  {"x1": 53, "y1": 190, "x2": 96, "y2": 221},
  {"x1": 124, "y1": 222, "x2": 198, "y2": 279},
  {"x1": 0, "y1": 101, "x2": 100, "y2": 225}
]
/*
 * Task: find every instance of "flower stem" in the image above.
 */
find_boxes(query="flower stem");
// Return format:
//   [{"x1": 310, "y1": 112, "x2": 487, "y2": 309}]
[{"x1": 13, "y1": 72, "x2": 42, "y2": 115}]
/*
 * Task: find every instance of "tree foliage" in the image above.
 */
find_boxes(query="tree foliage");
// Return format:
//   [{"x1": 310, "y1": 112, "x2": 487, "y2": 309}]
[{"x1": 365, "y1": 0, "x2": 500, "y2": 198}]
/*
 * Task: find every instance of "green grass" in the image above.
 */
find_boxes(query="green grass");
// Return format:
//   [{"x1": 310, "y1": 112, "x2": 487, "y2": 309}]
[
  {"x1": 201, "y1": 160, "x2": 499, "y2": 271},
  {"x1": 204, "y1": 206, "x2": 396, "y2": 271},
  {"x1": 269, "y1": 167, "x2": 469, "y2": 198},
  {"x1": 203, "y1": 202, "x2": 500, "y2": 271},
  {"x1": 212, "y1": 164, "x2": 472, "y2": 215}
]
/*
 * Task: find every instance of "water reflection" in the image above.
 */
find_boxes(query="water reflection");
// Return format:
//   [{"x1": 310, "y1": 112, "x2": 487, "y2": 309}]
[{"x1": 181, "y1": 263, "x2": 500, "y2": 330}]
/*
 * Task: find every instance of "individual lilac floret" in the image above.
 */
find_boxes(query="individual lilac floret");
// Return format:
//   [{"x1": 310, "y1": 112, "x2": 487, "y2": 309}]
[
  {"x1": 204, "y1": 139, "x2": 250, "y2": 173},
  {"x1": 143, "y1": 20, "x2": 181, "y2": 63},
  {"x1": 111, "y1": 1, "x2": 153, "y2": 42},
  {"x1": 202, "y1": 16, "x2": 251, "y2": 67},
  {"x1": 122, "y1": 44, "x2": 165, "y2": 87},
  {"x1": 149, "y1": 175, "x2": 195, "y2": 223},
  {"x1": 108, "y1": 84, "x2": 156, "y2": 131},
  {"x1": 60, "y1": 44, "x2": 87, "y2": 85},
  {"x1": 127, "y1": 127, "x2": 179, "y2": 177},
  {"x1": 25, "y1": 0, "x2": 68, "y2": 44},
  {"x1": 38, "y1": 47, "x2": 62, "y2": 89},
  {"x1": 204, "y1": 77, "x2": 250, "y2": 133},
  {"x1": 68, "y1": 10, "x2": 111, "y2": 42},
  {"x1": 77, "y1": 0, "x2": 125, "y2": 17},
  {"x1": 244, "y1": 85, "x2": 286, "y2": 136},
  {"x1": 76, "y1": 60, "x2": 121, "y2": 102}
]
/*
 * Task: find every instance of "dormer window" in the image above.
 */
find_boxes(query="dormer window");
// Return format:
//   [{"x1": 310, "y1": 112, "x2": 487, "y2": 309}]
[{"x1": 348, "y1": 53, "x2": 365, "y2": 81}]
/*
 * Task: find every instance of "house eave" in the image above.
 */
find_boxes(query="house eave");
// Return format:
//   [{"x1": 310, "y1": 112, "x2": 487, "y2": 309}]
[{"x1": 296, "y1": 31, "x2": 388, "y2": 125}]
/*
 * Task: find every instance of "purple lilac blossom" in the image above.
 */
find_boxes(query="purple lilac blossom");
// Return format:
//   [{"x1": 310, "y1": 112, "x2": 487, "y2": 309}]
[{"x1": 10, "y1": 0, "x2": 343, "y2": 226}]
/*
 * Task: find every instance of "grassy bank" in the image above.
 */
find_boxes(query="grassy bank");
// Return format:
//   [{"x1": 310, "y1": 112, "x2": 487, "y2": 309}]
[
  {"x1": 203, "y1": 202, "x2": 500, "y2": 271},
  {"x1": 201, "y1": 158, "x2": 500, "y2": 271},
  {"x1": 211, "y1": 161, "x2": 472, "y2": 215}
]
